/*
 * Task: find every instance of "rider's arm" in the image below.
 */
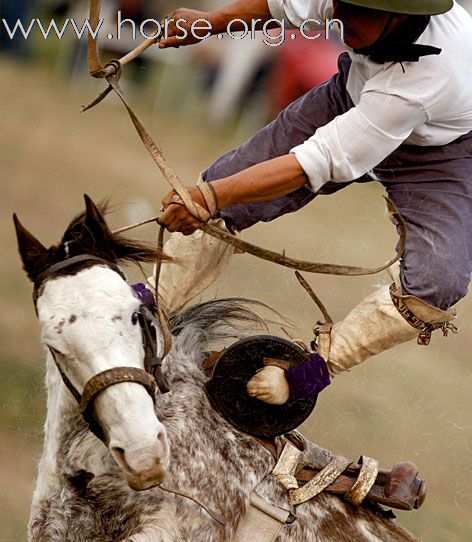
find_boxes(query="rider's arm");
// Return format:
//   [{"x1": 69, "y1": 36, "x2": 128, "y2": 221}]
[
  {"x1": 158, "y1": 154, "x2": 308, "y2": 233},
  {"x1": 211, "y1": 154, "x2": 308, "y2": 208},
  {"x1": 159, "y1": 88, "x2": 426, "y2": 234},
  {"x1": 291, "y1": 88, "x2": 427, "y2": 192},
  {"x1": 159, "y1": 0, "x2": 278, "y2": 48}
]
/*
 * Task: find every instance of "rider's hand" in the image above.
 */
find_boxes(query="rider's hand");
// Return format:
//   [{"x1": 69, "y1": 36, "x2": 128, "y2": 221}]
[
  {"x1": 247, "y1": 366, "x2": 290, "y2": 405},
  {"x1": 158, "y1": 187, "x2": 208, "y2": 235},
  {"x1": 159, "y1": 9, "x2": 215, "y2": 48}
]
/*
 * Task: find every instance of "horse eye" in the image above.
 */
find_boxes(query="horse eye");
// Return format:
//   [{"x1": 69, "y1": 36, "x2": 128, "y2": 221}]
[{"x1": 131, "y1": 312, "x2": 139, "y2": 326}]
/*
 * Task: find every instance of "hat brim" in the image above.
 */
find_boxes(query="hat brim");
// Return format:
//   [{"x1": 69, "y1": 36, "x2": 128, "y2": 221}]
[
  {"x1": 339, "y1": 0, "x2": 453, "y2": 15},
  {"x1": 205, "y1": 335, "x2": 317, "y2": 438}
]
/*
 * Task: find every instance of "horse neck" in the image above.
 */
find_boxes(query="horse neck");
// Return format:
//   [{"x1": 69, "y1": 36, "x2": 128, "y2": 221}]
[
  {"x1": 31, "y1": 352, "x2": 107, "y2": 506},
  {"x1": 158, "y1": 346, "x2": 275, "y2": 503}
]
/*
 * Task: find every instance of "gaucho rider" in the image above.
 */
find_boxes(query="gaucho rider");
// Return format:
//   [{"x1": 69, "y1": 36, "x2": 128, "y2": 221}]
[{"x1": 157, "y1": 0, "x2": 472, "y2": 405}]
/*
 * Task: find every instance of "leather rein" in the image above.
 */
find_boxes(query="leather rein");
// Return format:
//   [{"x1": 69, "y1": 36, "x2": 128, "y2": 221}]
[{"x1": 33, "y1": 254, "x2": 170, "y2": 445}]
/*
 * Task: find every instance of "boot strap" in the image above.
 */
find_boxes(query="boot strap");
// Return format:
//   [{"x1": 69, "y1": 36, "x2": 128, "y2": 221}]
[
  {"x1": 316, "y1": 324, "x2": 332, "y2": 360},
  {"x1": 389, "y1": 284, "x2": 457, "y2": 345}
]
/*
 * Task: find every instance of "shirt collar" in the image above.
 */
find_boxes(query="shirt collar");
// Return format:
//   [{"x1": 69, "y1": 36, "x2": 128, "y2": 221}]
[{"x1": 353, "y1": 15, "x2": 442, "y2": 64}]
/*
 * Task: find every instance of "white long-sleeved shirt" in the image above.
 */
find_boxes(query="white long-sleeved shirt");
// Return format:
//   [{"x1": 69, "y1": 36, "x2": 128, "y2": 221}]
[{"x1": 267, "y1": 0, "x2": 472, "y2": 191}]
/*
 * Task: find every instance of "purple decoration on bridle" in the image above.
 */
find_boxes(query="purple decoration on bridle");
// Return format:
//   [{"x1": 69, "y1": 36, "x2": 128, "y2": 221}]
[
  {"x1": 285, "y1": 353, "x2": 331, "y2": 402},
  {"x1": 132, "y1": 283, "x2": 156, "y2": 310}
]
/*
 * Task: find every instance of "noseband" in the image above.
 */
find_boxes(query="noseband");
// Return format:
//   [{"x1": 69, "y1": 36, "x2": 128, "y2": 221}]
[{"x1": 33, "y1": 254, "x2": 170, "y2": 444}]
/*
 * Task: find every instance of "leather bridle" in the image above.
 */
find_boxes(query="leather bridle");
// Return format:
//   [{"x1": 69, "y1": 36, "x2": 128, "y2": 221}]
[{"x1": 33, "y1": 254, "x2": 170, "y2": 445}]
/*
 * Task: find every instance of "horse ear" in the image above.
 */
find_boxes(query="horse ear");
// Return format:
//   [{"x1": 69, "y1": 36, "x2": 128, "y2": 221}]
[
  {"x1": 13, "y1": 214, "x2": 49, "y2": 282},
  {"x1": 83, "y1": 194, "x2": 111, "y2": 240}
]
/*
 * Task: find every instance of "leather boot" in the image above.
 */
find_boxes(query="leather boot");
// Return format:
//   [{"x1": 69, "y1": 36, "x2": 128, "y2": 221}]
[{"x1": 320, "y1": 283, "x2": 457, "y2": 375}]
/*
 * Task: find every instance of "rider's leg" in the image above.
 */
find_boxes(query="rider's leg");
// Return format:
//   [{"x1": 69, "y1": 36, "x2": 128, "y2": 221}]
[
  {"x1": 249, "y1": 150, "x2": 472, "y2": 403},
  {"x1": 319, "y1": 176, "x2": 472, "y2": 376},
  {"x1": 251, "y1": 177, "x2": 470, "y2": 404}
]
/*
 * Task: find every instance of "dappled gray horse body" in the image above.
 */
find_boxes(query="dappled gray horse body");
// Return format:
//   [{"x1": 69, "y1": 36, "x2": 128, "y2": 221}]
[
  {"x1": 15, "y1": 198, "x2": 417, "y2": 541},
  {"x1": 30, "y1": 299, "x2": 418, "y2": 542}
]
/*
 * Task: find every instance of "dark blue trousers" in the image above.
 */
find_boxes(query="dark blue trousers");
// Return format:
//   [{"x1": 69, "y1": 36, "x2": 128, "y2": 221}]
[{"x1": 203, "y1": 53, "x2": 472, "y2": 311}]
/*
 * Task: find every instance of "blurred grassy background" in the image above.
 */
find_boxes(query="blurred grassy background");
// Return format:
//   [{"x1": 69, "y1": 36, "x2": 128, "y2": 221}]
[{"x1": 1, "y1": 16, "x2": 472, "y2": 541}]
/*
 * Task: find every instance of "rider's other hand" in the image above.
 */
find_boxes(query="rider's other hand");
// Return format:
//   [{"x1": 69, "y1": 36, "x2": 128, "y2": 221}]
[{"x1": 159, "y1": 9, "x2": 213, "y2": 48}]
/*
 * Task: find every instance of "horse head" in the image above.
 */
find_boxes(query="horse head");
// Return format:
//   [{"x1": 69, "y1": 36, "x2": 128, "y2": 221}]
[{"x1": 14, "y1": 195, "x2": 170, "y2": 491}]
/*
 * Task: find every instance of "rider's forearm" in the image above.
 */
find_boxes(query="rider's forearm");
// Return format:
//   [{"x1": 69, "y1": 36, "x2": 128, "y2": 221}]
[
  {"x1": 209, "y1": 0, "x2": 278, "y2": 33},
  {"x1": 211, "y1": 154, "x2": 309, "y2": 208}
]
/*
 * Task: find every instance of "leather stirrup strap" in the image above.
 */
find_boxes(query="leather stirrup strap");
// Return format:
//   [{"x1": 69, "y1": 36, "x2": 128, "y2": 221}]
[
  {"x1": 317, "y1": 324, "x2": 332, "y2": 362},
  {"x1": 232, "y1": 492, "x2": 292, "y2": 542},
  {"x1": 344, "y1": 455, "x2": 379, "y2": 506},
  {"x1": 288, "y1": 456, "x2": 352, "y2": 505}
]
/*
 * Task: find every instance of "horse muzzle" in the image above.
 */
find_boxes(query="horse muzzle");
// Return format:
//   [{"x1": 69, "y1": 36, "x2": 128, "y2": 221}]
[{"x1": 111, "y1": 443, "x2": 168, "y2": 491}]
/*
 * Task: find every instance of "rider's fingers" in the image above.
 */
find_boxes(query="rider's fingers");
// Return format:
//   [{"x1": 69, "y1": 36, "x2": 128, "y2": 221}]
[
  {"x1": 162, "y1": 190, "x2": 178, "y2": 207},
  {"x1": 159, "y1": 204, "x2": 186, "y2": 227},
  {"x1": 181, "y1": 225, "x2": 200, "y2": 236},
  {"x1": 159, "y1": 205, "x2": 201, "y2": 232},
  {"x1": 159, "y1": 37, "x2": 181, "y2": 49},
  {"x1": 166, "y1": 218, "x2": 199, "y2": 233}
]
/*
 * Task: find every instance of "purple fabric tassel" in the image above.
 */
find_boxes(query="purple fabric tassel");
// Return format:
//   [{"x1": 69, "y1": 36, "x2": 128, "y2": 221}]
[
  {"x1": 131, "y1": 283, "x2": 155, "y2": 310},
  {"x1": 285, "y1": 353, "x2": 331, "y2": 402}
]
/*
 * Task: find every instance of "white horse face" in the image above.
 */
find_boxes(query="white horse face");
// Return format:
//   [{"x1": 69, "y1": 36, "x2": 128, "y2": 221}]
[{"x1": 37, "y1": 265, "x2": 170, "y2": 490}]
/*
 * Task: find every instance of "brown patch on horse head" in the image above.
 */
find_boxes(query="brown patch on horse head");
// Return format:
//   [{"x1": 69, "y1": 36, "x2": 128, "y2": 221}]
[
  {"x1": 55, "y1": 319, "x2": 66, "y2": 334},
  {"x1": 69, "y1": 314, "x2": 77, "y2": 324},
  {"x1": 112, "y1": 315, "x2": 122, "y2": 322}
]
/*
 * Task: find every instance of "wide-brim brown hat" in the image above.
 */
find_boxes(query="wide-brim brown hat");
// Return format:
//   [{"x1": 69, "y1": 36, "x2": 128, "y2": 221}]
[{"x1": 340, "y1": 0, "x2": 453, "y2": 15}]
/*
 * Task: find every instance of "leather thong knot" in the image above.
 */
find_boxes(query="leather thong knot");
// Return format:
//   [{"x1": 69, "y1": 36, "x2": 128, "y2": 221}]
[{"x1": 104, "y1": 59, "x2": 123, "y2": 79}]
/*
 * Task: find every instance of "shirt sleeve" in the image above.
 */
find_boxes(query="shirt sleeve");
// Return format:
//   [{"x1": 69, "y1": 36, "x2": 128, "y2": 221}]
[
  {"x1": 290, "y1": 90, "x2": 428, "y2": 192},
  {"x1": 267, "y1": 0, "x2": 333, "y2": 28}
]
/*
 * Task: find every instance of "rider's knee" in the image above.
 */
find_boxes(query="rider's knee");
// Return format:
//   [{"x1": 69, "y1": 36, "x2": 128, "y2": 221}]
[{"x1": 401, "y1": 254, "x2": 470, "y2": 310}]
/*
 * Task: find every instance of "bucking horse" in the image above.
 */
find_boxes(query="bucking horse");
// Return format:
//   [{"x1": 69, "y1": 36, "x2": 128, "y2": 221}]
[{"x1": 14, "y1": 196, "x2": 421, "y2": 541}]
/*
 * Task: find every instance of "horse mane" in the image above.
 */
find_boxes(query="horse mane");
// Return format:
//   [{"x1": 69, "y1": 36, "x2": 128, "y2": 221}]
[
  {"x1": 59, "y1": 200, "x2": 159, "y2": 265},
  {"x1": 170, "y1": 298, "x2": 280, "y2": 357}
]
